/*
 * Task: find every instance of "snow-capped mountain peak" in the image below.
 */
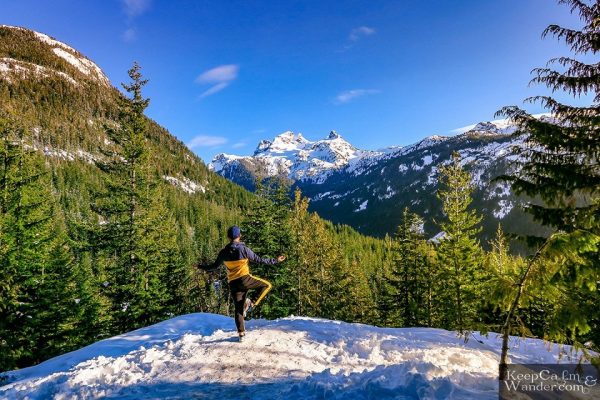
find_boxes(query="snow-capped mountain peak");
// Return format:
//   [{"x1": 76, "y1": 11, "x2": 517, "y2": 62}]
[
  {"x1": 328, "y1": 130, "x2": 341, "y2": 139},
  {"x1": 212, "y1": 130, "x2": 366, "y2": 183},
  {"x1": 255, "y1": 139, "x2": 273, "y2": 154},
  {"x1": 472, "y1": 121, "x2": 500, "y2": 132},
  {"x1": 208, "y1": 119, "x2": 527, "y2": 187},
  {"x1": 208, "y1": 118, "x2": 537, "y2": 237}
]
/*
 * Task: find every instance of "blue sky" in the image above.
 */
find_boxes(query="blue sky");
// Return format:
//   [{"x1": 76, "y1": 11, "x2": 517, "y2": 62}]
[{"x1": 1, "y1": 0, "x2": 588, "y2": 162}]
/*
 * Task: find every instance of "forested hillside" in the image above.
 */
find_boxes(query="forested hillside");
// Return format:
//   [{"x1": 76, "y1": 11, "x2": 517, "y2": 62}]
[
  {"x1": 1, "y1": 11, "x2": 598, "y2": 379},
  {"x1": 0, "y1": 25, "x2": 396, "y2": 371}
]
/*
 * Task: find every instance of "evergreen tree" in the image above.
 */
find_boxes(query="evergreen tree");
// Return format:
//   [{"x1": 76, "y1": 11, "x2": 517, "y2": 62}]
[
  {"x1": 435, "y1": 153, "x2": 484, "y2": 332},
  {"x1": 0, "y1": 119, "x2": 80, "y2": 369},
  {"x1": 242, "y1": 177, "x2": 294, "y2": 318},
  {"x1": 381, "y1": 208, "x2": 431, "y2": 327},
  {"x1": 289, "y1": 189, "x2": 313, "y2": 316},
  {"x1": 337, "y1": 258, "x2": 379, "y2": 324},
  {"x1": 497, "y1": 0, "x2": 600, "y2": 366},
  {"x1": 29, "y1": 218, "x2": 82, "y2": 364},
  {"x1": 289, "y1": 189, "x2": 344, "y2": 319},
  {"x1": 94, "y1": 63, "x2": 179, "y2": 332}
]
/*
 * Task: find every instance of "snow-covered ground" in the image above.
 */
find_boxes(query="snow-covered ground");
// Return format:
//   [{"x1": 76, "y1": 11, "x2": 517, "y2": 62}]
[{"x1": 0, "y1": 313, "x2": 586, "y2": 400}]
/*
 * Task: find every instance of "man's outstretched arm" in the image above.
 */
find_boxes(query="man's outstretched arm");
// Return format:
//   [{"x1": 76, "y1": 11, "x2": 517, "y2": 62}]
[
  {"x1": 196, "y1": 249, "x2": 225, "y2": 272},
  {"x1": 242, "y1": 245, "x2": 285, "y2": 265}
]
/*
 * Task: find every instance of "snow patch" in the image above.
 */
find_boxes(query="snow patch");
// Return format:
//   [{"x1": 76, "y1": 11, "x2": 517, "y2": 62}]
[
  {"x1": 1, "y1": 313, "x2": 590, "y2": 400},
  {"x1": 32, "y1": 31, "x2": 78, "y2": 52},
  {"x1": 163, "y1": 176, "x2": 206, "y2": 194},
  {"x1": 354, "y1": 199, "x2": 368, "y2": 212},
  {"x1": 311, "y1": 191, "x2": 332, "y2": 201},
  {"x1": 485, "y1": 181, "x2": 512, "y2": 200},
  {"x1": 52, "y1": 48, "x2": 109, "y2": 85},
  {"x1": 43, "y1": 147, "x2": 97, "y2": 164},
  {"x1": 0, "y1": 25, "x2": 109, "y2": 86},
  {"x1": 493, "y1": 199, "x2": 514, "y2": 219},
  {"x1": 378, "y1": 185, "x2": 396, "y2": 200},
  {"x1": 0, "y1": 57, "x2": 78, "y2": 85}
]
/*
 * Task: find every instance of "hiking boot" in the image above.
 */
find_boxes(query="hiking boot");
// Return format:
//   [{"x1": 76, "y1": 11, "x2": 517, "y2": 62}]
[
  {"x1": 238, "y1": 332, "x2": 245, "y2": 342},
  {"x1": 243, "y1": 298, "x2": 254, "y2": 318}
]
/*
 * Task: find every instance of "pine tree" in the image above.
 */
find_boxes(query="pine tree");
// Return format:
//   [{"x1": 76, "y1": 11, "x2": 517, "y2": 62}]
[
  {"x1": 94, "y1": 63, "x2": 178, "y2": 332},
  {"x1": 242, "y1": 177, "x2": 294, "y2": 318},
  {"x1": 0, "y1": 119, "x2": 79, "y2": 369},
  {"x1": 29, "y1": 219, "x2": 82, "y2": 363},
  {"x1": 289, "y1": 188, "x2": 312, "y2": 316},
  {"x1": 287, "y1": 188, "x2": 374, "y2": 322},
  {"x1": 497, "y1": 0, "x2": 600, "y2": 369},
  {"x1": 338, "y1": 258, "x2": 379, "y2": 324},
  {"x1": 381, "y1": 208, "x2": 431, "y2": 327},
  {"x1": 435, "y1": 152, "x2": 484, "y2": 332}
]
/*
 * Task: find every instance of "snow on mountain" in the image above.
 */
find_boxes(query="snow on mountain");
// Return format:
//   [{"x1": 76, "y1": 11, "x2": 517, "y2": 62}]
[
  {"x1": 208, "y1": 116, "x2": 532, "y2": 186},
  {"x1": 163, "y1": 176, "x2": 206, "y2": 194},
  {"x1": 0, "y1": 313, "x2": 588, "y2": 400},
  {"x1": 208, "y1": 120, "x2": 524, "y2": 199},
  {"x1": 207, "y1": 116, "x2": 555, "y2": 238},
  {"x1": 449, "y1": 114, "x2": 551, "y2": 135},
  {"x1": 210, "y1": 130, "x2": 380, "y2": 183},
  {"x1": 0, "y1": 57, "x2": 79, "y2": 86},
  {"x1": 0, "y1": 25, "x2": 110, "y2": 86}
]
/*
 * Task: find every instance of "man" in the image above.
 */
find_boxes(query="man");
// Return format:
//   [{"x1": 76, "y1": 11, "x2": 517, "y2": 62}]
[{"x1": 197, "y1": 226, "x2": 286, "y2": 342}]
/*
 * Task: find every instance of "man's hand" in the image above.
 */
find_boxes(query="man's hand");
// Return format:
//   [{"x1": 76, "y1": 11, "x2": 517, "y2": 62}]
[{"x1": 277, "y1": 255, "x2": 286, "y2": 262}]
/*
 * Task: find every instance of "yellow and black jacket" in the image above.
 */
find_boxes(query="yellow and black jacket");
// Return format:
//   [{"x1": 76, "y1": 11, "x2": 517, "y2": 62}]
[{"x1": 201, "y1": 241, "x2": 278, "y2": 282}]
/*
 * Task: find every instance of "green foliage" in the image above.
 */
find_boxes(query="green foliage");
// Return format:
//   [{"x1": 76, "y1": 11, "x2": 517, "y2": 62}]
[
  {"x1": 380, "y1": 208, "x2": 434, "y2": 327},
  {"x1": 240, "y1": 183, "x2": 381, "y2": 323},
  {"x1": 2, "y1": 19, "x2": 598, "y2": 375},
  {"x1": 435, "y1": 153, "x2": 484, "y2": 332},
  {"x1": 497, "y1": 0, "x2": 600, "y2": 356},
  {"x1": 93, "y1": 64, "x2": 183, "y2": 332},
  {"x1": 242, "y1": 177, "x2": 295, "y2": 318},
  {"x1": 0, "y1": 50, "x2": 252, "y2": 370},
  {"x1": 0, "y1": 119, "x2": 85, "y2": 370},
  {"x1": 489, "y1": 2, "x2": 600, "y2": 376}
]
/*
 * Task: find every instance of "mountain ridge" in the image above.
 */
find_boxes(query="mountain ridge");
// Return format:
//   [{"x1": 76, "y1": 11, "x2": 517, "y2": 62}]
[
  {"x1": 0, "y1": 24, "x2": 110, "y2": 86},
  {"x1": 208, "y1": 117, "x2": 551, "y2": 241}
]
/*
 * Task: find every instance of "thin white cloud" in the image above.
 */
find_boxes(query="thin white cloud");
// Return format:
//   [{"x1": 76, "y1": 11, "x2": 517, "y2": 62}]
[
  {"x1": 121, "y1": 0, "x2": 150, "y2": 42},
  {"x1": 232, "y1": 142, "x2": 246, "y2": 149},
  {"x1": 122, "y1": 28, "x2": 136, "y2": 42},
  {"x1": 187, "y1": 135, "x2": 228, "y2": 149},
  {"x1": 349, "y1": 26, "x2": 376, "y2": 42},
  {"x1": 334, "y1": 89, "x2": 380, "y2": 105},
  {"x1": 199, "y1": 82, "x2": 230, "y2": 98},
  {"x1": 122, "y1": 0, "x2": 151, "y2": 17},
  {"x1": 196, "y1": 65, "x2": 239, "y2": 84},
  {"x1": 195, "y1": 64, "x2": 239, "y2": 98}
]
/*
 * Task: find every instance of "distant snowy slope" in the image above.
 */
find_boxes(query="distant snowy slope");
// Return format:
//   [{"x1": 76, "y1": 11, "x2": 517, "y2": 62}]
[
  {"x1": 1, "y1": 313, "x2": 586, "y2": 400},
  {"x1": 208, "y1": 116, "x2": 544, "y2": 186}
]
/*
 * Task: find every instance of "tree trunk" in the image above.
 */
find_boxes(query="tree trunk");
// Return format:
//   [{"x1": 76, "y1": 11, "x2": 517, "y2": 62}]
[{"x1": 499, "y1": 237, "x2": 552, "y2": 381}]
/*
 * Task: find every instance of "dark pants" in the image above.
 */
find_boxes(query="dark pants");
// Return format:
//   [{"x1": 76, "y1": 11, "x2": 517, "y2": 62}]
[{"x1": 229, "y1": 274, "x2": 272, "y2": 333}]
